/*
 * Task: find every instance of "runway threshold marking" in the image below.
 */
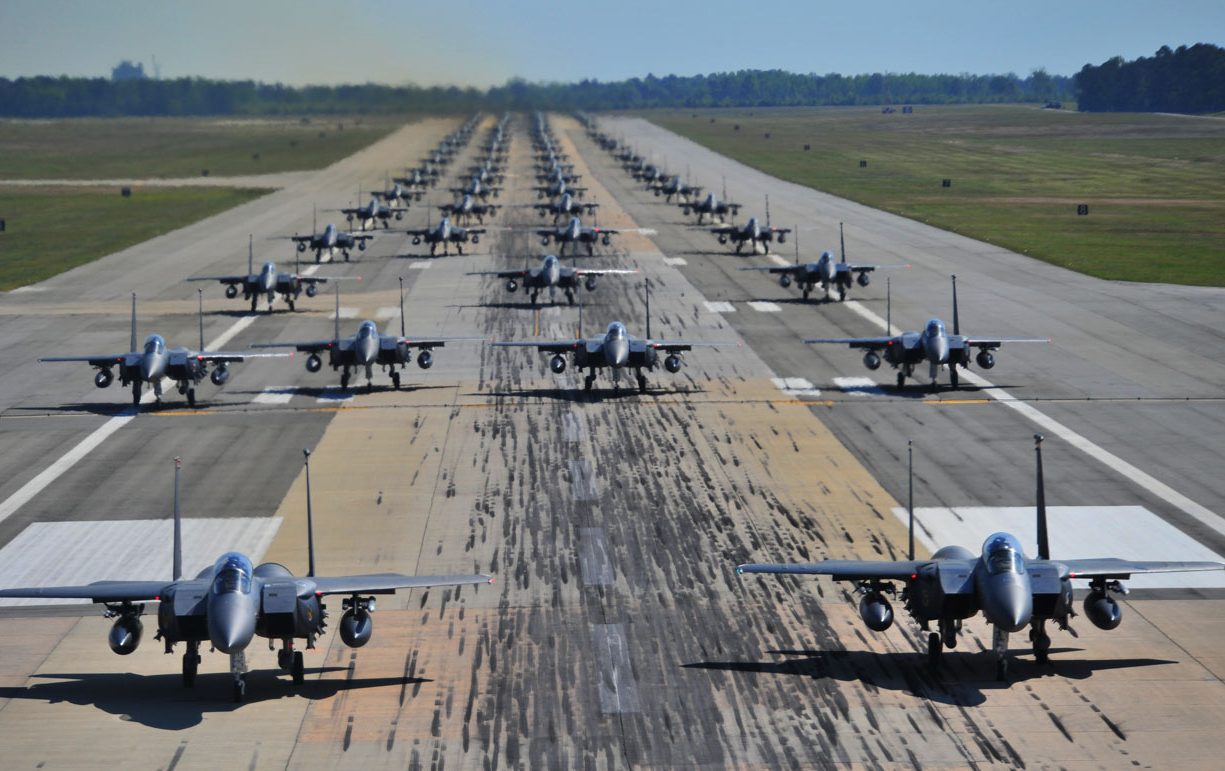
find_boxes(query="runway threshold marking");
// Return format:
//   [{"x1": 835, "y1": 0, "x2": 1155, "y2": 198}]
[
  {"x1": 703, "y1": 301, "x2": 736, "y2": 313},
  {"x1": 841, "y1": 299, "x2": 1225, "y2": 538},
  {"x1": 747, "y1": 301, "x2": 782, "y2": 313},
  {"x1": 663, "y1": 256, "x2": 687, "y2": 266},
  {"x1": 0, "y1": 306, "x2": 277, "y2": 527}
]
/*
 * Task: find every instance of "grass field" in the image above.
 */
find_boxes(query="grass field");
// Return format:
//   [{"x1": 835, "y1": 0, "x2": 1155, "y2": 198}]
[
  {"x1": 643, "y1": 105, "x2": 1225, "y2": 286},
  {"x1": 0, "y1": 115, "x2": 408, "y2": 179},
  {"x1": 0, "y1": 186, "x2": 270, "y2": 290}
]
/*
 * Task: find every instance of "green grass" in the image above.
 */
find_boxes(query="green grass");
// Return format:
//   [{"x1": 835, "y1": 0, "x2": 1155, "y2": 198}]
[
  {"x1": 0, "y1": 186, "x2": 270, "y2": 290},
  {"x1": 642, "y1": 105, "x2": 1225, "y2": 285},
  {"x1": 0, "y1": 115, "x2": 408, "y2": 179}
]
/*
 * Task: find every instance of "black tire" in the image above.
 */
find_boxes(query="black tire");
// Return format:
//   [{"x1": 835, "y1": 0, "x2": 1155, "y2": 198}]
[
  {"x1": 927, "y1": 632, "x2": 941, "y2": 671},
  {"x1": 132, "y1": 382, "x2": 141, "y2": 406},
  {"x1": 802, "y1": 289, "x2": 810, "y2": 300},
  {"x1": 838, "y1": 289, "x2": 846, "y2": 302},
  {"x1": 996, "y1": 659, "x2": 1009, "y2": 683},
  {"x1": 250, "y1": 298, "x2": 257, "y2": 312},
  {"x1": 186, "y1": 388, "x2": 196, "y2": 408},
  {"x1": 637, "y1": 374, "x2": 647, "y2": 394},
  {"x1": 392, "y1": 372, "x2": 401, "y2": 390},
  {"x1": 584, "y1": 376, "x2": 593, "y2": 392},
  {"x1": 1033, "y1": 633, "x2": 1051, "y2": 664},
  {"x1": 950, "y1": 367, "x2": 959, "y2": 389},
  {"x1": 292, "y1": 651, "x2": 305, "y2": 685},
  {"x1": 288, "y1": 300, "x2": 295, "y2": 312},
  {"x1": 896, "y1": 372, "x2": 905, "y2": 389},
  {"x1": 182, "y1": 652, "x2": 198, "y2": 687},
  {"x1": 340, "y1": 373, "x2": 350, "y2": 389},
  {"x1": 233, "y1": 679, "x2": 245, "y2": 703}
]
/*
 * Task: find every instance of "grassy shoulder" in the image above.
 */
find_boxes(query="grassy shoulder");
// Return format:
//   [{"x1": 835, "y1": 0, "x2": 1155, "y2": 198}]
[
  {"x1": 642, "y1": 105, "x2": 1225, "y2": 286},
  {"x1": 0, "y1": 115, "x2": 410, "y2": 179},
  {"x1": 0, "y1": 186, "x2": 270, "y2": 290}
]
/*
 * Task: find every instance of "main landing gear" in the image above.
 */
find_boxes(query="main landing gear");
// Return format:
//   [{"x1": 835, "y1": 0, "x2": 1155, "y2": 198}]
[
  {"x1": 925, "y1": 618, "x2": 962, "y2": 672},
  {"x1": 277, "y1": 643, "x2": 305, "y2": 685},
  {"x1": 1029, "y1": 619, "x2": 1051, "y2": 665},
  {"x1": 182, "y1": 641, "x2": 200, "y2": 687}
]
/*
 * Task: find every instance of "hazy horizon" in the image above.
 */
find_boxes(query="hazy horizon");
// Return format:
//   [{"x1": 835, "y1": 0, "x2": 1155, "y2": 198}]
[{"x1": 2, "y1": 1, "x2": 1222, "y2": 88}]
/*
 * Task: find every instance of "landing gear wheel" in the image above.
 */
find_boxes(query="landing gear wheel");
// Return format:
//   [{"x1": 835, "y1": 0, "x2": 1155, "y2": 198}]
[
  {"x1": 838, "y1": 289, "x2": 846, "y2": 302},
  {"x1": 288, "y1": 300, "x2": 295, "y2": 312},
  {"x1": 250, "y1": 297, "x2": 258, "y2": 312},
  {"x1": 802, "y1": 288, "x2": 810, "y2": 300},
  {"x1": 996, "y1": 658, "x2": 1009, "y2": 683},
  {"x1": 132, "y1": 382, "x2": 142, "y2": 406},
  {"x1": 583, "y1": 374, "x2": 594, "y2": 392},
  {"x1": 927, "y1": 632, "x2": 942, "y2": 671},
  {"x1": 291, "y1": 651, "x2": 305, "y2": 685},
  {"x1": 233, "y1": 678, "x2": 246, "y2": 703},
  {"x1": 950, "y1": 367, "x2": 959, "y2": 389},
  {"x1": 277, "y1": 649, "x2": 291, "y2": 669},
  {"x1": 1032, "y1": 632, "x2": 1051, "y2": 664},
  {"x1": 896, "y1": 372, "x2": 905, "y2": 390},
  {"x1": 530, "y1": 293, "x2": 538, "y2": 307},
  {"x1": 182, "y1": 651, "x2": 199, "y2": 687},
  {"x1": 637, "y1": 373, "x2": 647, "y2": 394},
  {"x1": 340, "y1": 372, "x2": 350, "y2": 389},
  {"x1": 391, "y1": 371, "x2": 401, "y2": 390},
  {"x1": 186, "y1": 388, "x2": 196, "y2": 408}
]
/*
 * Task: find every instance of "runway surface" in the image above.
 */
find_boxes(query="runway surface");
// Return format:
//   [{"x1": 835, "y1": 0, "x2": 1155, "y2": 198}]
[{"x1": 0, "y1": 113, "x2": 1221, "y2": 769}]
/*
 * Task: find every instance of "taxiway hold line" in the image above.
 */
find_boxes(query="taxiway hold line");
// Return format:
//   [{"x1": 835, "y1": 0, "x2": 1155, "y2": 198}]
[{"x1": 841, "y1": 299, "x2": 1225, "y2": 537}]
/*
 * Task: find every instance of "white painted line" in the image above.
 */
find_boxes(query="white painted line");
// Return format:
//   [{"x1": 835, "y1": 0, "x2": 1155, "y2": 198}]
[
  {"x1": 252, "y1": 386, "x2": 296, "y2": 405},
  {"x1": 663, "y1": 257, "x2": 687, "y2": 266},
  {"x1": 315, "y1": 389, "x2": 353, "y2": 405},
  {"x1": 767, "y1": 254, "x2": 791, "y2": 267},
  {"x1": 771, "y1": 377, "x2": 821, "y2": 397},
  {"x1": 331, "y1": 307, "x2": 358, "y2": 320},
  {"x1": 0, "y1": 517, "x2": 283, "y2": 605},
  {"x1": 703, "y1": 301, "x2": 736, "y2": 314},
  {"x1": 300, "y1": 264, "x2": 320, "y2": 277},
  {"x1": 833, "y1": 376, "x2": 883, "y2": 396},
  {"x1": 891, "y1": 506, "x2": 1225, "y2": 589},
  {"x1": 9, "y1": 286, "x2": 46, "y2": 294},
  {"x1": 748, "y1": 301, "x2": 782, "y2": 313},
  {"x1": 408, "y1": 261, "x2": 433, "y2": 270},
  {"x1": 375, "y1": 306, "x2": 400, "y2": 320},
  {"x1": 843, "y1": 299, "x2": 1225, "y2": 538},
  {"x1": 207, "y1": 313, "x2": 260, "y2": 351}
]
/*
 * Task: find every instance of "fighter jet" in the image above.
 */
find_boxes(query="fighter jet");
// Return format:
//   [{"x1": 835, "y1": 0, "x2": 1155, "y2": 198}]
[
  {"x1": 536, "y1": 216, "x2": 635, "y2": 257},
  {"x1": 449, "y1": 176, "x2": 501, "y2": 202},
  {"x1": 468, "y1": 254, "x2": 638, "y2": 306},
  {"x1": 681, "y1": 184, "x2": 742, "y2": 224},
  {"x1": 740, "y1": 223, "x2": 908, "y2": 301},
  {"x1": 39, "y1": 293, "x2": 284, "y2": 408},
  {"x1": 533, "y1": 192, "x2": 599, "y2": 223},
  {"x1": 187, "y1": 237, "x2": 358, "y2": 313},
  {"x1": 534, "y1": 175, "x2": 586, "y2": 201},
  {"x1": 251, "y1": 281, "x2": 473, "y2": 390},
  {"x1": 493, "y1": 280, "x2": 720, "y2": 392},
  {"x1": 0, "y1": 454, "x2": 492, "y2": 701},
  {"x1": 338, "y1": 193, "x2": 404, "y2": 231},
  {"x1": 402, "y1": 213, "x2": 485, "y2": 256},
  {"x1": 737, "y1": 436, "x2": 1225, "y2": 681},
  {"x1": 372, "y1": 180, "x2": 423, "y2": 208},
  {"x1": 439, "y1": 194, "x2": 500, "y2": 226},
  {"x1": 709, "y1": 207, "x2": 791, "y2": 254},
  {"x1": 280, "y1": 210, "x2": 376, "y2": 262},
  {"x1": 393, "y1": 167, "x2": 434, "y2": 189},
  {"x1": 805, "y1": 275, "x2": 1047, "y2": 389},
  {"x1": 650, "y1": 175, "x2": 702, "y2": 203}
]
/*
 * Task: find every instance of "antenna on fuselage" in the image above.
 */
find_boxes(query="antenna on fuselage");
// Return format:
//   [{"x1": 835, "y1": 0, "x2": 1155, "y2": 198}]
[
  {"x1": 197, "y1": 289, "x2": 205, "y2": 350},
  {"x1": 907, "y1": 440, "x2": 915, "y2": 561},
  {"x1": 886, "y1": 277, "x2": 892, "y2": 334},
  {"x1": 794, "y1": 225, "x2": 799, "y2": 265},
  {"x1": 645, "y1": 277, "x2": 652, "y2": 340},
  {"x1": 398, "y1": 276, "x2": 406, "y2": 337},
  {"x1": 248, "y1": 234, "x2": 254, "y2": 276},
  {"x1": 130, "y1": 292, "x2": 137, "y2": 351},
  {"x1": 765, "y1": 194, "x2": 771, "y2": 228},
  {"x1": 1035, "y1": 434, "x2": 1050, "y2": 560},
  {"x1": 303, "y1": 448, "x2": 317, "y2": 578},
  {"x1": 333, "y1": 284, "x2": 341, "y2": 342},
  {"x1": 312, "y1": 203, "x2": 317, "y2": 235},
  {"x1": 172, "y1": 456, "x2": 183, "y2": 581},
  {"x1": 951, "y1": 274, "x2": 960, "y2": 336},
  {"x1": 839, "y1": 222, "x2": 846, "y2": 264}
]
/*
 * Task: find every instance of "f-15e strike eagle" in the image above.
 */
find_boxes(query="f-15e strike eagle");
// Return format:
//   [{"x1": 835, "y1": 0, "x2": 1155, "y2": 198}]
[
  {"x1": 467, "y1": 254, "x2": 637, "y2": 306},
  {"x1": 740, "y1": 223, "x2": 907, "y2": 302},
  {"x1": 738, "y1": 436, "x2": 1224, "y2": 681},
  {"x1": 0, "y1": 454, "x2": 492, "y2": 701},
  {"x1": 187, "y1": 236, "x2": 357, "y2": 313}
]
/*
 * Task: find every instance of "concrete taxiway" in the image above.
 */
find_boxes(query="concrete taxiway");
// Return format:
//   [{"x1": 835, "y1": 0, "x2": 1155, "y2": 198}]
[{"x1": 0, "y1": 113, "x2": 1220, "y2": 768}]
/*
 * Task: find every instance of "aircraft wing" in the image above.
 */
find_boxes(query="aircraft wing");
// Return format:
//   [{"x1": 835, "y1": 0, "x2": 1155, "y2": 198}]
[
  {"x1": 739, "y1": 265, "x2": 802, "y2": 275},
  {"x1": 186, "y1": 274, "x2": 249, "y2": 285},
  {"x1": 402, "y1": 227, "x2": 433, "y2": 238},
  {"x1": 467, "y1": 268, "x2": 530, "y2": 279},
  {"x1": 196, "y1": 350, "x2": 290, "y2": 363},
  {"x1": 492, "y1": 340, "x2": 581, "y2": 354},
  {"x1": 954, "y1": 335, "x2": 1050, "y2": 349},
  {"x1": 310, "y1": 573, "x2": 493, "y2": 595},
  {"x1": 391, "y1": 335, "x2": 483, "y2": 349},
  {"x1": 40, "y1": 353, "x2": 139, "y2": 366},
  {"x1": 293, "y1": 275, "x2": 360, "y2": 285},
  {"x1": 647, "y1": 339, "x2": 729, "y2": 352},
  {"x1": 0, "y1": 580, "x2": 172, "y2": 602},
  {"x1": 1052, "y1": 558, "x2": 1225, "y2": 580},
  {"x1": 803, "y1": 336, "x2": 896, "y2": 348},
  {"x1": 251, "y1": 340, "x2": 335, "y2": 354},
  {"x1": 573, "y1": 268, "x2": 639, "y2": 277},
  {"x1": 738, "y1": 560, "x2": 929, "y2": 581}
]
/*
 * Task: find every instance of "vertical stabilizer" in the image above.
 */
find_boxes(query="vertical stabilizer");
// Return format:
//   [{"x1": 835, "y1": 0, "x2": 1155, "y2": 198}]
[
  {"x1": 172, "y1": 457, "x2": 183, "y2": 581},
  {"x1": 303, "y1": 449, "x2": 317, "y2": 577},
  {"x1": 907, "y1": 440, "x2": 915, "y2": 561},
  {"x1": 840, "y1": 222, "x2": 846, "y2": 263},
  {"x1": 1035, "y1": 434, "x2": 1050, "y2": 560},
  {"x1": 130, "y1": 293, "x2": 138, "y2": 352},
  {"x1": 951, "y1": 274, "x2": 960, "y2": 336}
]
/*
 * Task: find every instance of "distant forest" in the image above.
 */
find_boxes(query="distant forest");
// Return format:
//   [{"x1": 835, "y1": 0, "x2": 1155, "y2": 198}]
[
  {"x1": 0, "y1": 70, "x2": 1072, "y2": 118},
  {"x1": 1074, "y1": 44, "x2": 1225, "y2": 113},
  {"x1": 1, "y1": 45, "x2": 1220, "y2": 118}
]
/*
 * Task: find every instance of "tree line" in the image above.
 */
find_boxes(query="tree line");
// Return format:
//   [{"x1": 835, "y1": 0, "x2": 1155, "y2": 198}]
[
  {"x1": 0, "y1": 69, "x2": 1074, "y2": 118},
  {"x1": 1074, "y1": 44, "x2": 1225, "y2": 113}
]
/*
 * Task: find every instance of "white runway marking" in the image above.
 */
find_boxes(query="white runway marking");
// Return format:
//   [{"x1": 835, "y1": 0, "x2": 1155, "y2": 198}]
[
  {"x1": 252, "y1": 386, "x2": 296, "y2": 405},
  {"x1": 748, "y1": 301, "x2": 782, "y2": 313},
  {"x1": 315, "y1": 389, "x2": 353, "y2": 405},
  {"x1": 9, "y1": 286, "x2": 46, "y2": 294},
  {"x1": 771, "y1": 377, "x2": 821, "y2": 397},
  {"x1": 331, "y1": 307, "x2": 358, "y2": 320},
  {"x1": 833, "y1": 376, "x2": 883, "y2": 396},
  {"x1": 767, "y1": 254, "x2": 791, "y2": 267},
  {"x1": 663, "y1": 257, "x2": 687, "y2": 266},
  {"x1": 842, "y1": 299, "x2": 1225, "y2": 538},
  {"x1": 703, "y1": 301, "x2": 736, "y2": 313},
  {"x1": 375, "y1": 306, "x2": 401, "y2": 320},
  {"x1": 892, "y1": 505, "x2": 1225, "y2": 589},
  {"x1": 0, "y1": 517, "x2": 283, "y2": 605},
  {"x1": 300, "y1": 264, "x2": 320, "y2": 277},
  {"x1": 408, "y1": 261, "x2": 433, "y2": 270}
]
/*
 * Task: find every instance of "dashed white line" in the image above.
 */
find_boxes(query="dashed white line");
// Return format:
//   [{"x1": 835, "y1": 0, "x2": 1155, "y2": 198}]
[
  {"x1": 375, "y1": 306, "x2": 401, "y2": 320},
  {"x1": 663, "y1": 257, "x2": 687, "y2": 266},
  {"x1": 771, "y1": 377, "x2": 821, "y2": 397},
  {"x1": 703, "y1": 301, "x2": 736, "y2": 313},
  {"x1": 315, "y1": 389, "x2": 353, "y2": 405},
  {"x1": 767, "y1": 254, "x2": 791, "y2": 267},
  {"x1": 408, "y1": 261, "x2": 433, "y2": 270},
  {"x1": 747, "y1": 301, "x2": 781, "y2": 313},
  {"x1": 331, "y1": 307, "x2": 358, "y2": 320},
  {"x1": 832, "y1": 376, "x2": 883, "y2": 396},
  {"x1": 251, "y1": 386, "x2": 296, "y2": 405}
]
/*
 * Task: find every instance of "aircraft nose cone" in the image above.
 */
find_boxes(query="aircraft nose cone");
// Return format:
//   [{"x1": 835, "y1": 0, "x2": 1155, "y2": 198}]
[
  {"x1": 207, "y1": 594, "x2": 255, "y2": 653},
  {"x1": 989, "y1": 581, "x2": 1032, "y2": 632},
  {"x1": 926, "y1": 335, "x2": 949, "y2": 364},
  {"x1": 606, "y1": 339, "x2": 629, "y2": 368},
  {"x1": 140, "y1": 355, "x2": 161, "y2": 382},
  {"x1": 358, "y1": 336, "x2": 378, "y2": 365}
]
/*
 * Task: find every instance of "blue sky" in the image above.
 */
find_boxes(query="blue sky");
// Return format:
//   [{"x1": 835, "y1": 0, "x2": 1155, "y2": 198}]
[{"x1": 1, "y1": 1, "x2": 1222, "y2": 87}]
